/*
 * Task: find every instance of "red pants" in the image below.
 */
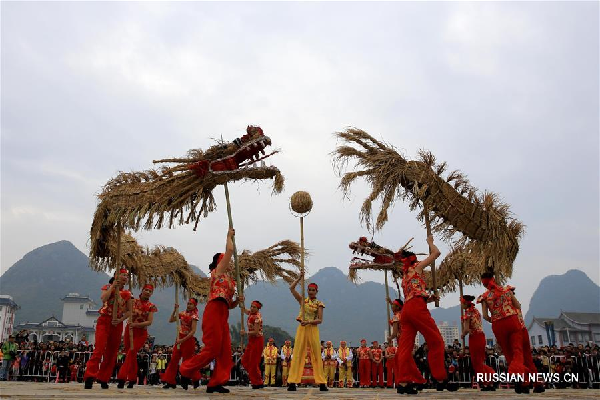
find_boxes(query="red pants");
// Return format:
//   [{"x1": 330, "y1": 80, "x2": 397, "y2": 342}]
[
  {"x1": 371, "y1": 361, "x2": 383, "y2": 387},
  {"x1": 492, "y1": 315, "x2": 528, "y2": 381},
  {"x1": 117, "y1": 325, "x2": 148, "y2": 382},
  {"x1": 397, "y1": 297, "x2": 447, "y2": 383},
  {"x1": 180, "y1": 300, "x2": 232, "y2": 387},
  {"x1": 241, "y1": 335, "x2": 264, "y2": 386},
  {"x1": 469, "y1": 331, "x2": 495, "y2": 385},
  {"x1": 84, "y1": 315, "x2": 123, "y2": 382},
  {"x1": 161, "y1": 332, "x2": 198, "y2": 384},
  {"x1": 386, "y1": 358, "x2": 396, "y2": 387},
  {"x1": 358, "y1": 359, "x2": 371, "y2": 386},
  {"x1": 521, "y1": 328, "x2": 543, "y2": 386},
  {"x1": 394, "y1": 341, "x2": 425, "y2": 384}
]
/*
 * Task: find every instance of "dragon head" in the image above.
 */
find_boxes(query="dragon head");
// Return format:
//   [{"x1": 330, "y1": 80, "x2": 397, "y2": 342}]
[
  {"x1": 348, "y1": 237, "x2": 402, "y2": 270},
  {"x1": 189, "y1": 125, "x2": 278, "y2": 177}
]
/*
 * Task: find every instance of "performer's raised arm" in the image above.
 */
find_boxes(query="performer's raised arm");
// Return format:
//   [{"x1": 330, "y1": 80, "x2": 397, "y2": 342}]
[
  {"x1": 289, "y1": 274, "x2": 303, "y2": 304},
  {"x1": 215, "y1": 228, "x2": 235, "y2": 276},
  {"x1": 168, "y1": 303, "x2": 179, "y2": 323},
  {"x1": 414, "y1": 235, "x2": 441, "y2": 275}
]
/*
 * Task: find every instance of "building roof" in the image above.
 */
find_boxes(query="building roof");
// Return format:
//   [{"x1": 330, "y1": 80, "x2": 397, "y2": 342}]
[
  {"x1": 0, "y1": 295, "x2": 19, "y2": 309},
  {"x1": 61, "y1": 293, "x2": 96, "y2": 304},
  {"x1": 561, "y1": 312, "x2": 600, "y2": 325},
  {"x1": 14, "y1": 316, "x2": 95, "y2": 332},
  {"x1": 85, "y1": 310, "x2": 100, "y2": 316},
  {"x1": 530, "y1": 317, "x2": 582, "y2": 332}
]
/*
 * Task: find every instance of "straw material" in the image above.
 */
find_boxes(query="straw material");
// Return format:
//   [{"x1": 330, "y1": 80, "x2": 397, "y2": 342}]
[
  {"x1": 89, "y1": 231, "x2": 208, "y2": 297},
  {"x1": 91, "y1": 132, "x2": 285, "y2": 263},
  {"x1": 332, "y1": 128, "x2": 524, "y2": 280},
  {"x1": 290, "y1": 191, "x2": 313, "y2": 214},
  {"x1": 238, "y1": 240, "x2": 303, "y2": 286}
]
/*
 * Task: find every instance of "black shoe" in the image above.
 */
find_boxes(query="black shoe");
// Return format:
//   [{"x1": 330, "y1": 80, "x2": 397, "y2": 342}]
[
  {"x1": 180, "y1": 376, "x2": 190, "y2": 390},
  {"x1": 84, "y1": 378, "x2": 93, "y2": 389},
  {"x1": 533, "y1": 385, "x2": 545, "y2": 393},
  {"x1": 206, "y1": 385, "x2": 230, "y2": 393},
  {"x1": 416, "y1": 384, "x2": 424, "y2": 391},
  {"x1": 397, "y1": 384, "x2": 418, "y2": 394},
  {"x1": 117, "y1": 379, "x2": 125, "y2": 389},
  {"x1": 446, "y1": 382, "x2": 459, "y2": 392},
  {"x1": 436, "y1": 381, "x2": 445, "y2": 391},
  {"x1": 99, "y1": 381, "x2": 109, "y2": 389},
  {"x1": 162, "y1": 383, "x2": 175, "y2": 389},
  {"x1": 252, "y1": 384, "x2": 264, "y2": 389},
  {"x1": 193, "y1": 380, "x2": 200, "y2": 389},
  {"x1": 521, "y1": 385, "x2": 530, "y2": 394},
  {"x1": 127, "y1": 382, "x2": 135, "y2": 389},
  {"x1": 287, "y1": 383, "x2": 297, "y2": 391},
  {"x1": 319, "y1": 383, "x2": 329, "y2": 391}
]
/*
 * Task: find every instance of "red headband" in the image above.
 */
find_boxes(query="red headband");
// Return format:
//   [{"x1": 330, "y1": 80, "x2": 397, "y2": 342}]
[
  {"x1": 392, "y1": 300, "x2": 403, "y2": 308},
  {"x1": 119, "y1": 268, "x2": 128, "y2": 274},
  {"x1": 189, "y1": 298, "x2": 198, "y2": 306},
  {"x1": 360, "y1": 339, "x2": 367, "y2": 343},
  {"x1": 268, "y1": 337, "x2": 274, "y2": 342},
  {"x1": 143, "y1": 284, "x2": 154, "y2": 291},
  {"x1": 399, "y1": 254, "x2": 417, "y2": 273},
  {"x1": 308, "y1": 283, "x2": 318, "y2": 290},
  {"x1": 251, "y1": 301, "x2": 262, "y2": 309}
]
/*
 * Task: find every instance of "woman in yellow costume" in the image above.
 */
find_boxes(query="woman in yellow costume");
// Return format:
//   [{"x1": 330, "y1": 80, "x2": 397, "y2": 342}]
[{"x1": 286, "y1": 275, "x2": 328, "y2": 392}]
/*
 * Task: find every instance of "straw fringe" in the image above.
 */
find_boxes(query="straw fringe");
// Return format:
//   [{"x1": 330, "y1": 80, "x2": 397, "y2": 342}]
[
  {"x1": 332, "y1": 128, "x2": 524, "y2": 286},
  {"x1": 90, "y1": 140, "x2": 285, "y2": 262},
  {"x1": 91, "y1": 233, "x2": 302, "y2": 299}
]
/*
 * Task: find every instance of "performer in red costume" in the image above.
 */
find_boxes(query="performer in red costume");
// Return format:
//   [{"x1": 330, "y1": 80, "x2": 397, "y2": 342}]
[
  {"x1": 460, "y1": 295, "x2": 495, "y2": 391},
  {"x1": 240, "y1": 300, "x2": 265, "y2": 389},
  {"x1": 161, "y1": 297, "x2": 201, "y2": 389},
  {"x1": 179, "y1": 228, "x2": 244, "y2": 393},
  {"x1": 117, "y1": 284, "x2": 157, "y2": 388},
  {"x1": 478, "y1": 272, "x2": 530, "y2": 394},
  {"x1": 370, "y1": 341, "x2": 384, "y2": 388},
  {"x1": 386, "y1": 298, "x2": 402, "y2": 388},
  {"x1": 84, "y1": 269, "x2": 132, "y2": 389},
  {"x1": 510, "y1": 287, "x2": 546, "y2": 393},
  {"x1": 396, "y1": 235, "x2": 458, "y2": 394},
  {"x1": 357, "y1": 339, "x2": 371, "y2": 388}
]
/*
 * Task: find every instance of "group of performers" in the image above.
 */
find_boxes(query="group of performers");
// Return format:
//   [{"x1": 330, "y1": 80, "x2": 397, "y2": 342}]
[{"x1": 84, "y1": 228, "x2": 544, "y2": 395}]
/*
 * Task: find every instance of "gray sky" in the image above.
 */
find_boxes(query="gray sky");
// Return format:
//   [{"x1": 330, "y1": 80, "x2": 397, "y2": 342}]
[{"x1": 1, "y1": 2, "x2": 598, "y2": 316}]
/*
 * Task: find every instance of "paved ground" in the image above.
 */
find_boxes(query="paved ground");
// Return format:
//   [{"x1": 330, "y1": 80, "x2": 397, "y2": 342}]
[{"x1": 0, "y1": 382, "x2": 598, "y2": 399}]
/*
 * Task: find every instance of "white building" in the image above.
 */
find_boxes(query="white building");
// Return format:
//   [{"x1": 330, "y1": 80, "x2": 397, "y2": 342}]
[
  {"x1": 527, "y1": 312, "x2": 600, "y2": 348},
  {"x1": 0, "y1": 295, "x2": 19, "y2": 342},
  {"x1": 436, "y1": 321, "x2": 459, "y2": 347},
  {"x1": 61, "y1": 293, "x2": 99, "y2": 328},
  {"x1": 13, "y1": 292, "x2": 100, "y2": 344}
]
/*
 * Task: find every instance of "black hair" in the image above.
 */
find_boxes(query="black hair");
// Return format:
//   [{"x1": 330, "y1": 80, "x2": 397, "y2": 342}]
[
  {"x1": 400, "y1": 250, "x2": 415, "y2": 259},
  {"x1": 109, "y1": 277, "x2": 115, "y2": 284},
  {"x1": 252, "y1": 300, "x2": 263, "y2": 308},
  {"x1": 481, "y1": 272, "x2": 494, "y2": 279},
  {"x1": 209, "y1": 253, "x2": 222, "y2": 271},
  {"x1": 462, "y1": 295, "x2": 476, "y2": 302},
  {"x1": 394, "y1": 298, "x2": 404, "y2": 306}
]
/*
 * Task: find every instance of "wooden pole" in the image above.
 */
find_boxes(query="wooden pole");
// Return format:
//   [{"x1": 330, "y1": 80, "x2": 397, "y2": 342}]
[
  {"x1": 175, "y1": 283, "x2": 180, "y2": 349},
  {"x1": 112, "y1": 225, "x2": 122, "y2": 321},
  {"x1": 224, "y1": 183, "x2": 244, "y2": 346},
  {"x1": 384, "y1": 271, "x2": 392, "y2": 339},
  {"x1": 458, "y1": 275, "x2": 466, "y2": 349},
  {"x1": 128, "y1": 272, "x2": 134, "y2": 349},
  {"x1": 423, "y1": 207, "x2": 439, "y2": 307},
  {"x1": 300, "y1": 216, "x2": 306, "y2": 321}
]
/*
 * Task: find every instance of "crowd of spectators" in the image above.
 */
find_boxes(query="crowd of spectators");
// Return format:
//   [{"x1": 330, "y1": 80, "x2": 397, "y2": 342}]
[{"x1": 1, "y1": 329, "x2": 599, "y2": 390}]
